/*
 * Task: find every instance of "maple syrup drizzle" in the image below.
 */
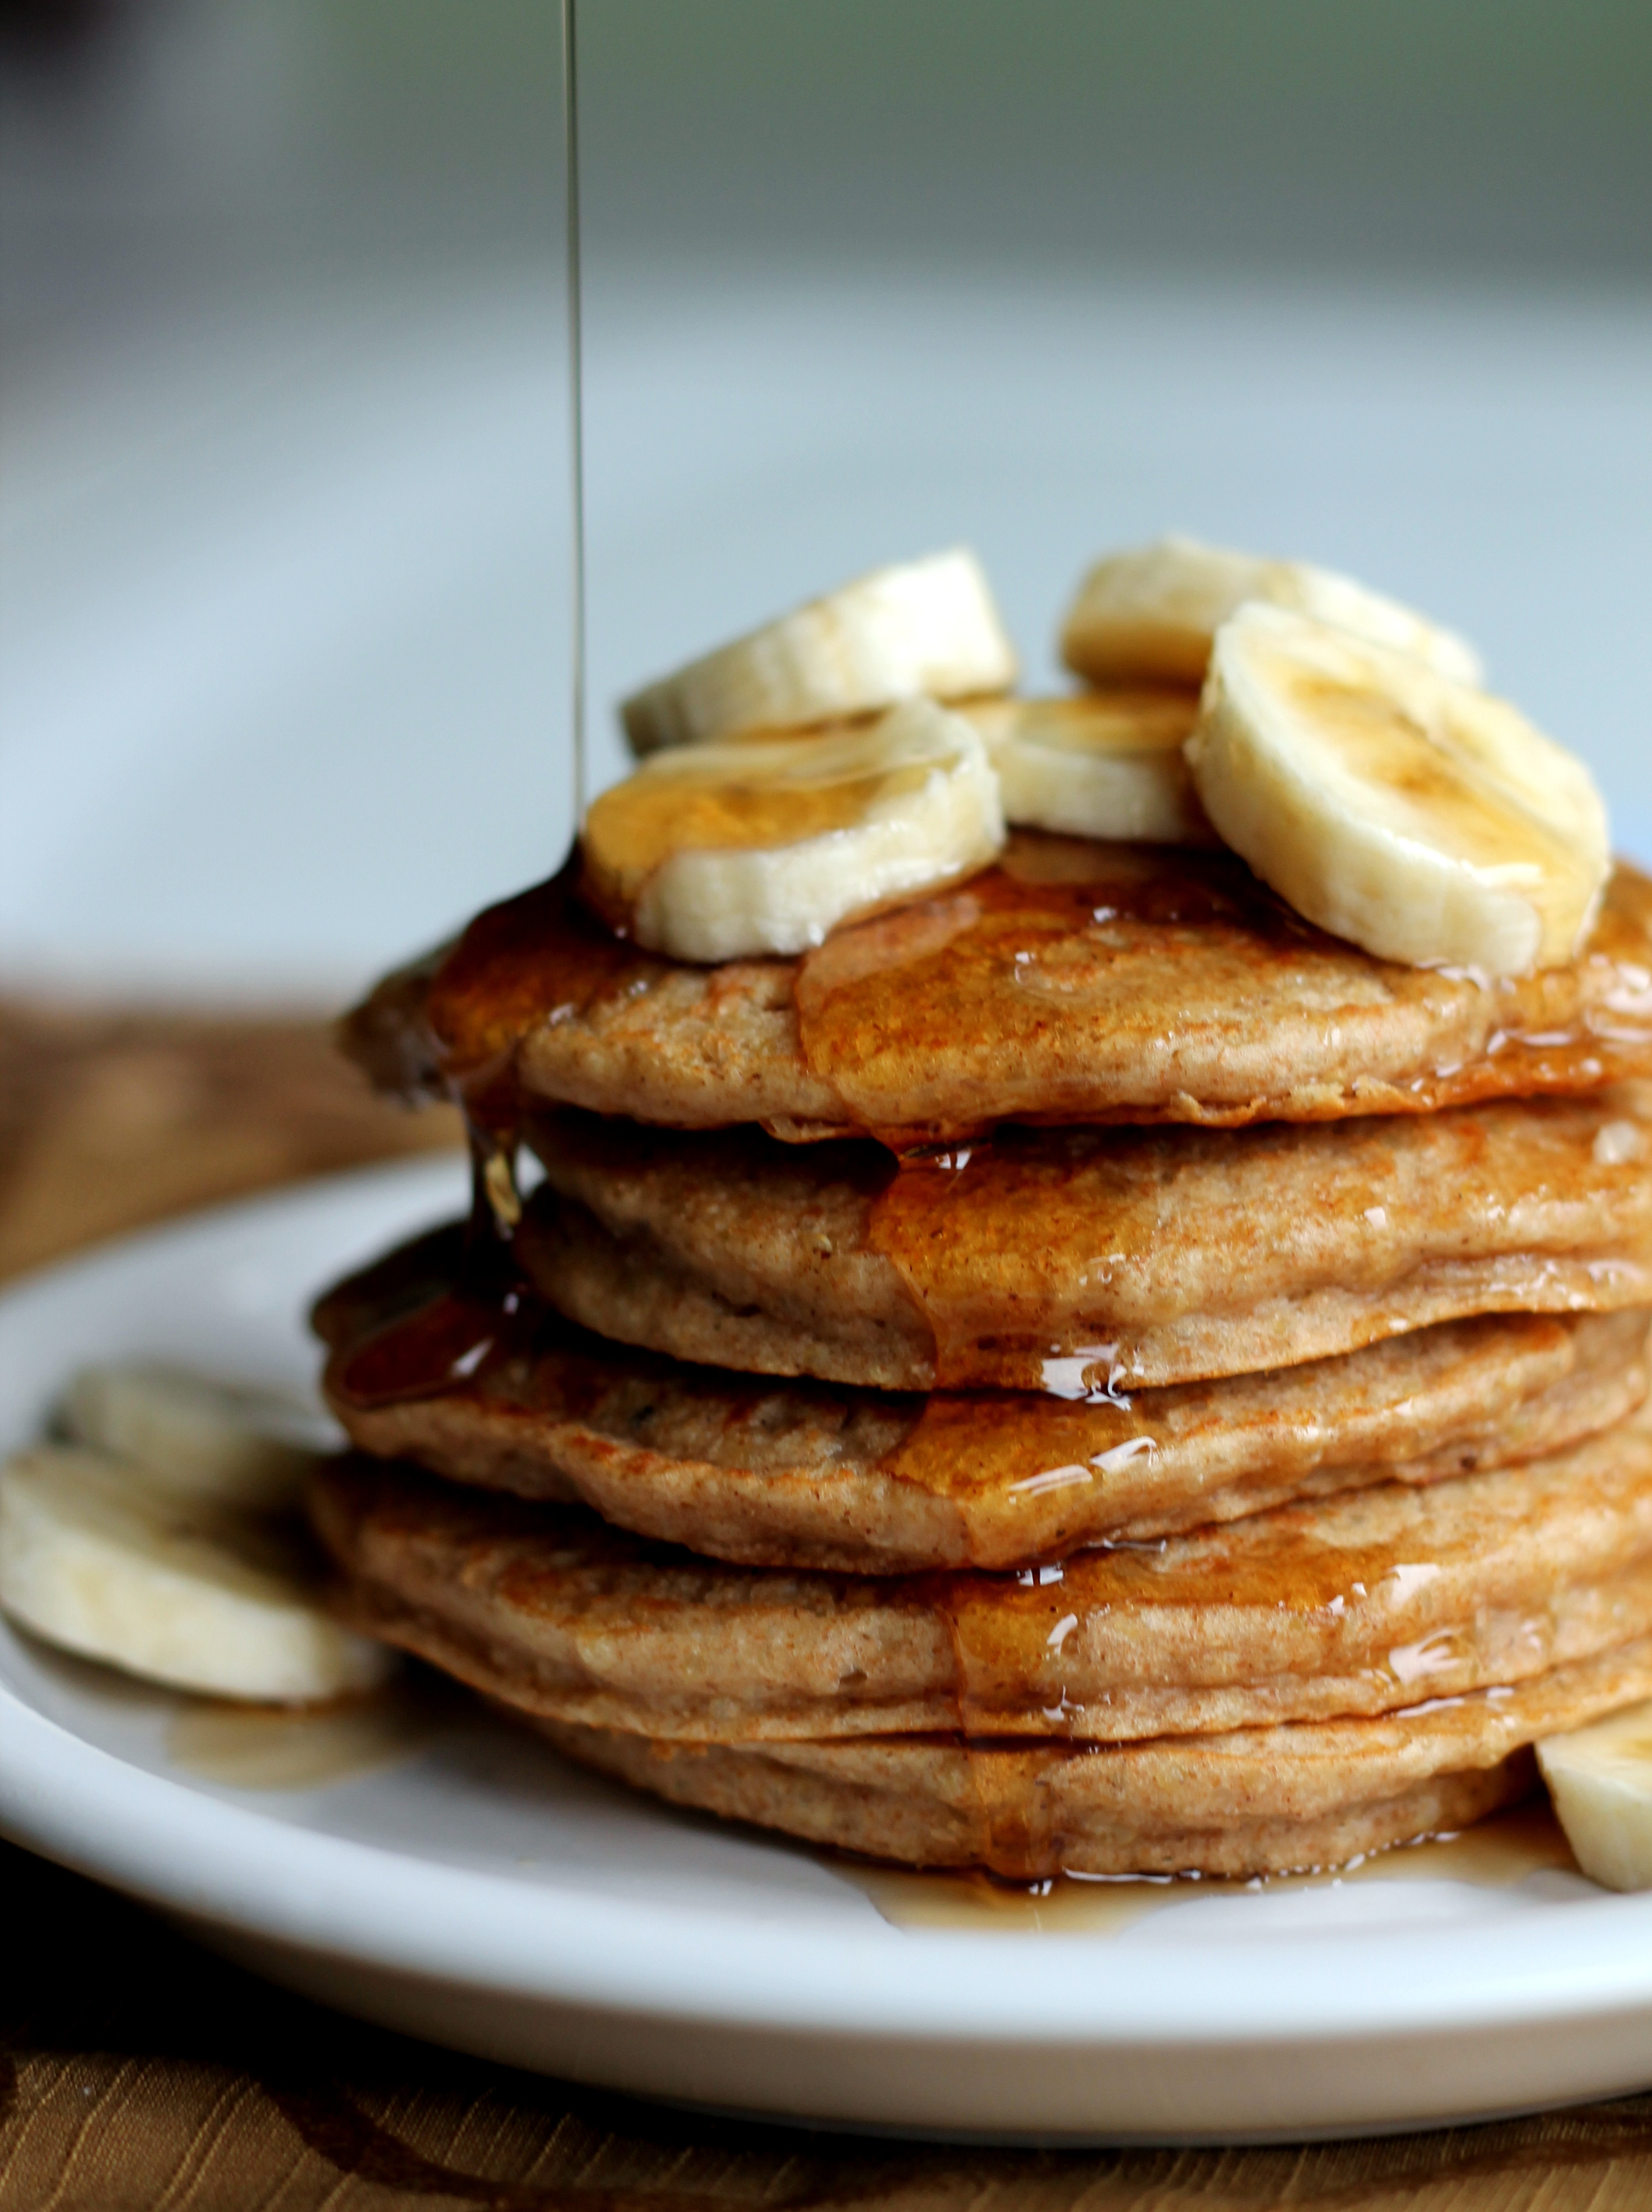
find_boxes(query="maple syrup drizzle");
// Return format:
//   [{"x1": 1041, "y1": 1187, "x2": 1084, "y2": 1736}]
[
  {"x1": 896, "y1": 1501, "x2": 1560, "y2": 1739},
  {"x1": 370, "y1": 839, "x2": 1652, "y2": 1178},
  {"x1": 861, "y1": 1123, "x2": 1191, "y2": 1395},
  {"x1": 794, "y1": 835, "x2": 1316, "y2": 1145},
  {"x1": 874, "y1": 1389, "x2": 1156, "y2": 1501},
  {"x1": 861, "y1": 1083, "x2": 1652, "y2": 1396},
  {"x1": 320, "y1": 1223, "x2": 537, "y2": 1412},
  {"x1": 325, "y1": 1233, "x2": 1557, "y2": 1745},
  {"x1": 583, "y1": 744, "x2": 936, "y2": 920},
  {"x1": 318, "y1": 1219, "x2": 729, "y2": 1427},
  {"x1": 791, "y1": 835, "x2": 1652, "y2": 1146},
  {"x1": 561, "y1": 0, "x2": 588, "y2": 824},
  {"x1": 407, "y1": 860, "x2": 634, "y2": 1267}
]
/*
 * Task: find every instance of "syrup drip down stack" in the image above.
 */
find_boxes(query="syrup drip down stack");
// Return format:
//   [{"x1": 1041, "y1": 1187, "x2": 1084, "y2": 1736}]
[{"x1": 312, "y1": 541, "x2": 1652, "y2": 1880}]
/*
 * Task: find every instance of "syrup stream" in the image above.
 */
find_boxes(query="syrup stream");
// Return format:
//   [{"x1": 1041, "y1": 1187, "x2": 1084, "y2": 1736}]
[{"x1": 561, "y1": 0, "x2": 588, "y2": 825}]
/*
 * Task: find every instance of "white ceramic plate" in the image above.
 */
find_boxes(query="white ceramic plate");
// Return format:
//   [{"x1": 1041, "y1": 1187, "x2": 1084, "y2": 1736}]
[{"x1": 5, "y1": 1160, "x2": 1652, "y2": 2143}]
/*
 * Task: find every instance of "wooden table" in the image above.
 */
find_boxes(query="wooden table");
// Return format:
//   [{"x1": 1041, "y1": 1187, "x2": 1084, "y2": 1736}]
[{"x1": 5, "y1": 999, "x2": 1652, "y2": 2210}]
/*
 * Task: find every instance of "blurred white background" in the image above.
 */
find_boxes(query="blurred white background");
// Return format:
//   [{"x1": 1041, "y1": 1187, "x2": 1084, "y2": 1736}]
[{"x1": 1, "y1": 1, "x2": 1647, "y2": 1000}]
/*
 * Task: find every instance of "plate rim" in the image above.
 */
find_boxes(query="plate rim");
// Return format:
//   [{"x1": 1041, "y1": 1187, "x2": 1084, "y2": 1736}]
[{"x1": 6, "y1": 1165, "x2": 1652, "y2": 2060}]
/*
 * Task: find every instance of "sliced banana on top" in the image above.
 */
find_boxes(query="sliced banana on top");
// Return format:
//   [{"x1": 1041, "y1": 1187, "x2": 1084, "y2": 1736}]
[
  {"x1": 620, "y1": 548, "x2": 1017, "y2": 755},
  {"x1": 1538, "y1": 1700, "x2": 1652, "y2": 1892},
  {"x1": 0, "y1": 1445, "x2": 391, "y2": 1703},
  {"x1": 1187, "y1": 603, "x2": 1610, "y2": 976},
  {"x1": 1060, "y1": 534, "x2": 1483, "y2": 691},
  {"x1": 583, "y1": 696, "x2": 1006, "y2": 964},
  {"x1": 960, "y1": 692, "x2": 1206, "y2": 843},
  {"x1": 62, "y1": 1363, "x2": 329, "y2": 1512}
]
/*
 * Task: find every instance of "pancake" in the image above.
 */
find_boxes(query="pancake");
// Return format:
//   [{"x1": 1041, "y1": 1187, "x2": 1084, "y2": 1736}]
[
  {"x1": 518, "y1": 1091, "x2": 1652, "y2": 1392},
  {"x1": 310, "y1": 1406, "x2": 1652, "y2": 1744},
  {"x1": 344, "y1": 839, "x2": 1652, "y2": 1146},
  {"x1": 314, "y1": 1227, "x2": 1650, "y2": 1570},
  {"x1": 535, "y1": 1627, "x2": 1652, "y2": 1878}
]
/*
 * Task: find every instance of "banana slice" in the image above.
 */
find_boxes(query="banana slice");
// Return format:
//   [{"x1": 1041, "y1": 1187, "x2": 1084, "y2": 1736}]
[
  {"x1": 0, "y1": 1445, "x2": 391, "y2": 1702},
  {"x1": 621, "y1": 548, "x2": 1017, "y2": 754},
  {"x1": 960, "y1": 692, "x2": 1206, "y2": 842},
  {"x1": 583, "y1": 696, "x2": 1006, "y2": 964},
  {"x1": 1538, "y1": 1700, "x2": 1652, "y2": 1892},
  {"x1": 1186, "y1": 603, "x2": 1610, "y2": 975},
  {"x1": 62, "y1": 1363, "x2": 329, "y2": 1512},
  {"x1": 1060, "y1": 535, "x2": 1483, "y2": 690}
]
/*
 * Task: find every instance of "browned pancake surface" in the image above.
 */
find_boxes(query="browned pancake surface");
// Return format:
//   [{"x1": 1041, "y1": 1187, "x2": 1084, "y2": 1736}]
[
  {"x1": 315, "y1": 1226, "x2": 1650, "y2": 1570},
  {"x1": 344, "y1": 839, "x2": 1652, "y2": 1146},
  {"x1": 311, "y1": 1406, "x2": 1652, "y2": 1746},
  {"x1": 539, "y1": 1659, "x2": 1646, "y2": 1877},
  {"x1": 518, "y1": 1091, "x2": 1652, "y2": 1391}
]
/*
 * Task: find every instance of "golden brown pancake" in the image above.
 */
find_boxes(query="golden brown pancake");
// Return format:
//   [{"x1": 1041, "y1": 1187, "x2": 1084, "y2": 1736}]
[
  {"x1": 518, "y1": 1091, "x2": 1652, "y2": 1392},
  {"x1": 314, "y1": 1227, "x2": 1650, "y2": 1571},
  {"x1": 344, "y1": 839, "x2": 1652, "y2": 1147},
  {"x1": 311, "y1": 1406, "x2": 1652, "y2": 1745},
  {"x1": 535, "y1": 1631, "x2": 1652, "y2": 1878}
]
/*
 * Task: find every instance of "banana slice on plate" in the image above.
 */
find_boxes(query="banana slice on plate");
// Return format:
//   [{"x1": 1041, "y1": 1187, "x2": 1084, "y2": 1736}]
[
  {"x1": 1186, "y1": 602, "x2": 1610, "y2": 976},
  {"x1": 62, "y1": 1363, "x2": 330, "y2": 1512},
  {"x1": 621, "y1": 547, "x2": 1017, "y2": 754},
  {"x1": 583, "y1": 696, "x2": 1005, "y2": 963},
  {"x1": 0, "y1": 1445, "x2": 391, "y2": 1702},
  {"x1": 1060, "y1": 534, "x2": 1483, "y2": 690},
  {"x1": 960, "y1": 692, "x2": 1206, "y2": 842},
  {"x1": 1538, "y1": 1701, "x2": 1652, "y2": 1892}
]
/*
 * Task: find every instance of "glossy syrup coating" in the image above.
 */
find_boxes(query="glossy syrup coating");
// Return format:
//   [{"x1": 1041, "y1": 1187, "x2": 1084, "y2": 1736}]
[
  {"x1": 793, "y1": 838, "x2": 1652, "y2": 1145},
  {"x1": 312, "y1": 1225, "x2": 1651, "y2": 1571},
  {"x1": 310, "y1": 1406, "x2": 1652, "y2": 1745},
  {"x1": 863, "y1": 1096, "x2": 1652, "y2": 1391},
  {"x1": 513, "y1": 1091, "x2": 1652, "y2": 1393},
  {"x1": 529, "y1": 1657, "x2": 1646, "y2": 1879},
  {"x1": 341, "y1": 836, "x2": 1652, "y2": 1149}
]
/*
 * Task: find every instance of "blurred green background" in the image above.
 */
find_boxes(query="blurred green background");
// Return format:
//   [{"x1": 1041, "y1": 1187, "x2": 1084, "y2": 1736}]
[{"x1": 7, "y1": 0, "x2": 1651, "y2": 347}]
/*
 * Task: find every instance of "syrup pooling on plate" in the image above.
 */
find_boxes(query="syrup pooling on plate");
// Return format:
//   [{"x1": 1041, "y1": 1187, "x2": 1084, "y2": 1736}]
[{"x1": 848, "y1": 1797, "x2": 1582, "y2": 1934}]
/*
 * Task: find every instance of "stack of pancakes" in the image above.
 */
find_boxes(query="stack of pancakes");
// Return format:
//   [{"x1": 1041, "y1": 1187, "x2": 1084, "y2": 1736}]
[{"x1": 311, "y1": 829, "x2": 1652, "y2": 1879}]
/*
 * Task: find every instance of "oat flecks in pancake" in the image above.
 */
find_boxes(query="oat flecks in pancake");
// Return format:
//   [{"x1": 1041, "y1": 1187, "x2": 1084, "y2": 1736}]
[
  {"x1": 342, "y1": 840, "x2": 1652, "y2": 1143},
  {"x1": 311, "y1": 1407, "x2": 1652, "y2": 1747},
  {"x1": 517, "y1": 1092, "x2": 1652, "y2": 1392},
  {"x1": 532, "y1": 1705, "x2": 1559, "y2": 1882},
  {"x1": 537, "y1": 1712, "x2": 1543, "y2": 1880},
  {"x1": 315, "y1": 1228, "x2": 1650, "y2": 1569},
  {"x1": 309, "y1": 1442, "x2": 1652, "y2": 1875}
]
